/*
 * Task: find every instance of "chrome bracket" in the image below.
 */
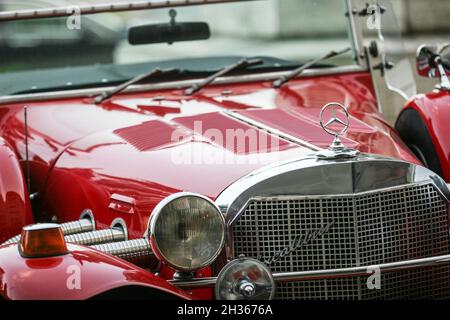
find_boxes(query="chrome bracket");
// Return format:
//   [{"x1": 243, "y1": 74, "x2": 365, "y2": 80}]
[{"x1": 436, "y1": 58, "x2": 450, "y2": 91}]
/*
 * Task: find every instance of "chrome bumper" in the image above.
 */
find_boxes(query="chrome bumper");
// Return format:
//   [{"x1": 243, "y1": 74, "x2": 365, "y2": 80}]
[{"x1": 170, "y1": 254, "x2": 450, "y2": 289}]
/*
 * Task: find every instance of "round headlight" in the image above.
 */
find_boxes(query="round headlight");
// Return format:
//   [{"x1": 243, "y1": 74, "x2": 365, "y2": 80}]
[{"x1": 149, "y1": 193, "x2": 226, "y2": 272}]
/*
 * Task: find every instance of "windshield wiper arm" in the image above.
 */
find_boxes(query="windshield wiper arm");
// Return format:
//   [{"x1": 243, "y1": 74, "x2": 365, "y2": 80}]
[
  {"x1": 185, "y1": 58, "x2": 263, "y2": 95},
  {"x1": 94, "y1": 67, "x2": 179, "y2": 104},
  {"x1": 273, "y1": 47, "x2": 351, "y2": 88}
]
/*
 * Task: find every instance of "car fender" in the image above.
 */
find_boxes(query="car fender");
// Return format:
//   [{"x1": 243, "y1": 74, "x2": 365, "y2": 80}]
[
  {"x1": 0, "y1": 243, "x2": 192, "y2": 300},
  {"x1": 0, "y1": 137, "x2": 33, "y2": 243},
  {"x1": 396, "y1": 91, "x2": 450, "y2": 182}
]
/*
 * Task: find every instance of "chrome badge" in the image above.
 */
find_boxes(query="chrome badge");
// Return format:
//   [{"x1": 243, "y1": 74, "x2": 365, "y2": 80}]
[
  {"x1": 316, "y1": 102, "x2": 359, "y2": 159},
  {"x1": 260, "y1": 220, "x2": 336, "y2": 266}
]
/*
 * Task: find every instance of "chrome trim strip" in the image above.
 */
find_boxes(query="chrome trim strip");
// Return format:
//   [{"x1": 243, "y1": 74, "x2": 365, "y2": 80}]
[
  {"x1": 170, "y1": 254, "x2": 450, "y2": 288},
  {"x1": 0, "y1": 0, "x2": 260, "y2": 22},
  {"x1": 222, "y1": 110, "x2": 321, "y2": 151},
  {"x1": 0, "y1": 65, "x2": 365, "y2": 105}
]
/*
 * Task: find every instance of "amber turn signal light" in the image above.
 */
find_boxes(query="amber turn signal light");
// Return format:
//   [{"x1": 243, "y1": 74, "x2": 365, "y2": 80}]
[{"x1": 19, "y1": 223, "x2": 68, "y2": 258}]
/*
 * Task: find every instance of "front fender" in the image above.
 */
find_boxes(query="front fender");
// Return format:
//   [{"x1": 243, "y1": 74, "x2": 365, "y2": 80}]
[
  {"x1": 0, "y1": 243, "x2": 192, "y2": 300},
  {"x1": 396, "y1": 90, "x2": 450, "y2": 181},
  {"x1": 0, "y1": 138, "x2": 32, "y2": 243}
]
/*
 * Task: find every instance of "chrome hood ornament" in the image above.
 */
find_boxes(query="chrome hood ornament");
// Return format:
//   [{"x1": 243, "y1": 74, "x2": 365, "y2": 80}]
[{"x1": 316, "y1": 102, "x2": 359, "y2": 160}]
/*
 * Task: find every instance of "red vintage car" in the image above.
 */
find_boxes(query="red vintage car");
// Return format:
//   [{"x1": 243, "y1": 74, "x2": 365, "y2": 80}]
[{"x1": 0, "y1": 0, "x2": 449, "y2": 300}]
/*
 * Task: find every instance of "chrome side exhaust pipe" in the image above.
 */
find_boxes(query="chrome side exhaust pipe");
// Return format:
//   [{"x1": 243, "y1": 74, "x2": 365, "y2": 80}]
[
  {"x1": 65, "y1": 228, "x2": 126, "y2": 245},
  {"x1": 61, "y1": 218, "x2": 95, "y2": 235},
  {"x1": 1, "y1": 218, "x2": 95, "y2": 245},
  {"x1": 2, "y1": 215, "x2": 150, "y2": 265},
  {"x1": 91, "y1": 238, "x2": 153, "y2": 266}
]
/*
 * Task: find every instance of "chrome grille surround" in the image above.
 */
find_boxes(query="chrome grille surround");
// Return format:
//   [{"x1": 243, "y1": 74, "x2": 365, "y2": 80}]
[{"x1": 216, "y1": 154, "x2": 450, "y2": 300}]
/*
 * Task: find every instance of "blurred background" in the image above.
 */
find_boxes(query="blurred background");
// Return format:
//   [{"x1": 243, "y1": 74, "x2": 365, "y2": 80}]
[{"x1": 0, "y1": 0, "x2": 448, "y2": 124}]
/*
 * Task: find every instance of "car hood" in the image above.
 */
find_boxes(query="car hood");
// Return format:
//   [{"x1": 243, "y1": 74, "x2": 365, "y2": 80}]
[{"x1": 3, "y1": 72, "x2": 417, "y2": 234}]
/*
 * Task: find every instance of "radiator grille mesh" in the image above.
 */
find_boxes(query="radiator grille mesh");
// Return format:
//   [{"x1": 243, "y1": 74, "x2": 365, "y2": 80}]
[{"x1": 232, "y1": 183, "x2": 450, "y2": 299}]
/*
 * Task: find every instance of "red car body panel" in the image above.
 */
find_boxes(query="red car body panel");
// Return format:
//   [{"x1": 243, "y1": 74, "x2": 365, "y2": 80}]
[
  {"x1": 0, "y1": 70, "x2": 421, "y2": 299},
  {"x1": 0, "y1": 138, "x2": 32, "y2": 243},
  {"x1": 0, "y1": 243, "x2": 192, "y2": 300},
  {"x1": 401, "y1": 90, "x2": 450, "y2": 182}
]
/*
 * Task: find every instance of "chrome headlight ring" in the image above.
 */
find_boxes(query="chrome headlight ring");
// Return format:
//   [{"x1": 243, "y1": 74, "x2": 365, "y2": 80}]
[{"x1": 148, "y1": 192, "x2": 226, "y2": 272}]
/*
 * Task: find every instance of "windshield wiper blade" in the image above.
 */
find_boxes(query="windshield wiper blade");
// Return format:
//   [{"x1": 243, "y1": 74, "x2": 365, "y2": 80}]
[
  {"x1": 185, "y1": 58, "x2": 263, "y2": 95},
  {"x1": 273, "y1": 47, "x2": 351, "y2": 88},
  {"x1": 94, "y1": 67, "x2": 179, "y2": 104}
]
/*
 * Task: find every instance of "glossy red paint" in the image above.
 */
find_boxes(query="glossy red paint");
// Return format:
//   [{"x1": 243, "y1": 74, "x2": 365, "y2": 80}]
[
  {"x1": 0, "y1": 102, "x2": 152, "y2": 194},
  {"x1": 401, "y1": 90, "x2": 450, "y2": 181},
  {"x1": 0, "y1": 243, "x2": 191, "y2": 300},
  {"x1": 44, "y1": 74, "x2": 415, "y2": 214},
  {"x1": 34, "y1": 74, "x2": 413, "y2": 234},
  {"x1": 0, "y1": 138, "x2": 32, "y2": 243},
  {"x1": 0, "y1": 71, "x2": 420, "y2": 297}
]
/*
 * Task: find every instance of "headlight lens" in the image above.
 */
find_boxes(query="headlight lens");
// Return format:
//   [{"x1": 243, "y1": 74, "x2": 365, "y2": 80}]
[{"x1": 149, "y1": 193, "x2": 226, "y2": 272}]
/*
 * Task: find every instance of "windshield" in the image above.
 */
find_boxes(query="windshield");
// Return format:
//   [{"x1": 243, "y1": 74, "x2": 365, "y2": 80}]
[
  {"x1": 0, "y1": 0, "x2": 357, "y2": 95},
  {"x1": 352, "y1": 0, "x2": 416, "y2": 100}
]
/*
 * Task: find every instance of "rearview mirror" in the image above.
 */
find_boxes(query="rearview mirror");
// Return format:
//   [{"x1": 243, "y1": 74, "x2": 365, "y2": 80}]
[
  {"x1": 416, "y1": 44, "x2": 450, "y2": 78},
  {"x1": 128, "y1": 9, "x2": 210, "y2": 45},
  {"x1": 416, "y1": 44, "x2": 439, "y2": 78},
  {"x1": 416, "y1": 43, "x2": 450, "y2": 91},
  {"x1": 129, "y1": 22, "x2": 210, "y2": 45}
]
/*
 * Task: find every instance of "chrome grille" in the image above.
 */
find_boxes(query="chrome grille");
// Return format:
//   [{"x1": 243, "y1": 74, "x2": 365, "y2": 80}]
[{"x1": 232, "y1": 183, "x2": 450, "y2": 299}]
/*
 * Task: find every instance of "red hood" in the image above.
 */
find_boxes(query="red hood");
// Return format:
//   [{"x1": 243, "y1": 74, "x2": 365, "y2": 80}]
[{"x1": 0, "y1": 71, "x2": 419, "y2": 236}]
